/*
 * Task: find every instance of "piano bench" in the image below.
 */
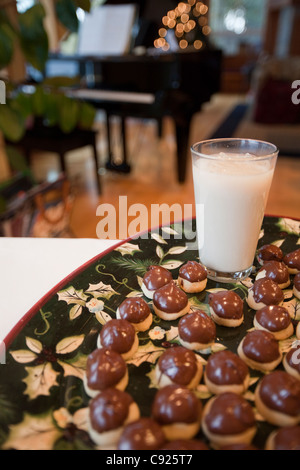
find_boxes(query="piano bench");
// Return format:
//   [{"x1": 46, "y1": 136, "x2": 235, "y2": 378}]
[{"x1": 6, "y1": 127, "x2": 101, "y2": 194}]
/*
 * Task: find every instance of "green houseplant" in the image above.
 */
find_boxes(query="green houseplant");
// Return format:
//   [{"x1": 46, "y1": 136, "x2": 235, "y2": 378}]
[{"x1": 0, "y1": 0, "x2": 96, "y2": 147}]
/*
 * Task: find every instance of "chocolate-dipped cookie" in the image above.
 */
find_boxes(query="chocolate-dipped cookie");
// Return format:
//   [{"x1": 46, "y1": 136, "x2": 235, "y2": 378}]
[
  {"x1": 202, "y1": 392, "x2": 256, "y2": 449},
  {"x1": 88, "y1": 388, "x2": 140, "y2": 448},
  {"x1": 155, "y1": 346, "x2": 203, "y2": 389},
  {"x1": 255, "y1": 261, "x2": 290, "y2": 289},
  {"x1": 208, "y1": 290, "x2": 244, "y2": 327},
  {"x1": 283, "y1": 248, "x2": 300, "y2": 274},
  {"x1": 153, "y1": 281, "x2": 190, "y2": 321},
  {"x1": 257, "y1": 244, "x2": 283, "y2": 265},
  {"x1": 84, "y1": 347, "x2": 128, "y2": 397},
  {"x1": 97, "y1": 319, "x2": 138, "y2": 360},
  {"x1": 141, "y1": 265, "x2": 173, "y2": 299},
  {"x1": 116, "y1": 297, "x2": 152, "y2": 332},
  {"x1": 237, "y1": 329, "x2": 282, "y2": 372},
  {"x1": 255, "y1": 371, "x2": 300, "y2": 426},
  {"x1": 117, "y1": 417, "x2": 166, "y2": 450},
  {"x1": 178, "y1": 261, "x2": 207, "y2": 293},
  {"x1": 283, "y1": 344, "x2": 300, "y2": 380},
  {"x1": 178, "y1": 310, "x2": 216, "y2": 352},
  {"x1": 253, "y1": 305, "x2": 294, "y2": 340},
  {"x1": 152, "y1": 384, "x2": 202, "y2": 440},
  {"x1": 293, "y1": 272, "x2": 300, "y2": 300},
  {"x1": 246, "y1": 278, "x2": 284, "y2": 310},
  {"x1": 204, "y1": 350, "x2": 250, "y2": 395},
  {"x1": 161, "y1": 439, "x2": 209, "y2": 450},
  {"x1": 265, "y1": 425, "x2": 300, "y2": 450}
]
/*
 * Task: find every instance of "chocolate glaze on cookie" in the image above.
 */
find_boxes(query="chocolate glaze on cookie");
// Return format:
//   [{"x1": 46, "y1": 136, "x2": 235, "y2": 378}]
[
  {"x1": 250, "y1": 278, "x2": 284, "y2": 305},
  {"x1": 205, "y1": 350, "x2": 249, "y2": 387},
  {"x1": 153, "y1": 281, "x2": 188, "y2": 313},
  {"x1": 257, "y1": 244, "x2": 283, "y2": 264},
  {"x1": 283, "y1": 248, "x2": 300, "y2": 272},
  {"x1": 142, "y1": 265, "x2": 172, "y2": 291},
  {"x1": 99, "y1": 319, "x2": 136, "y2": 354},
  {"x1": 241, "y1": 330, "x2": 280, "y2": 364},
  {"x1": 257, "y1": 261, "x2": 290, "y2": 285},
  {"x1": 255, "y1": 305, "x2": 292, "y2": 333},
  {"x1": 118, "y1": 297, "x2": 151, "y2": 324},
  {"x1": 258, "y1": 371, "x2": 300, "y2": 417},
  {"x1": 209, "y1": 290, "x2": 243, "y2": 320},
  {"x1": 118, "y1": 418, "x2": 166, "y2": 450},
  {"x1": 178, "y1": 261, "x2": 207, "y2": 282},
  {"x1": 178, "y1": 310, "x2": 216, "y2": 345},
  {"x1": 157, "y1": 346, "x2": 198, "y2": 386},
  {"x1": 86, "y1": 347, "x2": 126, "y2": 391},
  {"x1": 204, "y1": 393, "x2": 256, "y2": 436},
  {"x1": 271, "y1": 426, "x2": 300, "y2": 450},
  {"x1": 89, "y1": 388, "x2": 133, "y2": 433},
  {"x1": 152, "y1": 384, "x2": 202, "y2": 425}
]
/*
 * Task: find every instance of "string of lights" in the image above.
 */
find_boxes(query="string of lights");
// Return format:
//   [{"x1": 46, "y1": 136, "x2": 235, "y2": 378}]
[{"x1": 154, "y1": 0, "x2": 211, "y2": 51}]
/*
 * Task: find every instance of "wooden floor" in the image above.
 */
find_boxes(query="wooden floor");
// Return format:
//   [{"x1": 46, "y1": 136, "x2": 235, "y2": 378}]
[{"x1": 30, "y1": 94, "x2": 300, "y2": 239}]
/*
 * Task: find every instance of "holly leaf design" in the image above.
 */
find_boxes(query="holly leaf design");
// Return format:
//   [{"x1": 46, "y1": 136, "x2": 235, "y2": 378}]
[
  {"x1": 277, "y1": 218, "x2": 300, "y2": 236},
  {"x1": 151, "y1": 233, "x2": 167, "y2": 244},
  {"x1": 160, "y1": 260, "x2": 183, "y2": 270},
  {"x1": 85, "y1": 281, "x2": 119, "y2": 300},
  {"x1": 95, "y1": 310, "x2": 112, "y2": 325},
  {"x1": 2, "y1": 411, "x2": 61, "y2": 450},
  {"x1": 57, "y1": 286, "x2": 88, "y2": 306},
  {"x1": 57, "y1": 352, "x2": 88, "y2": 380},
  {"x1": 55, "y1": 335, "x2": 84, "y2": 355},
  {"x1": 126, "y1": 341, "x2": 164, "y2": 367},
  {"x1": 69, "y1": 304, "x2": 83, "y2": 320},
  {"x1": 22, "y1": 363, "x2": 60, "y2": 400},
  {"x1": 114, "y1": 242, "x2": 141, "y2": 256},
  {"x1": 165, "y1": 246, "x2": 187, "y2": 255},
  {"x1": 10, "y1": 349, "x2": 37, "y2": 364}
]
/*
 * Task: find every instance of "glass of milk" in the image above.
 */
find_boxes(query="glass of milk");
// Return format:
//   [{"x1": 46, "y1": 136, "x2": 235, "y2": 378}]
[{"x1": 191, "y1": 139, "x2": 278, "y2": 283}]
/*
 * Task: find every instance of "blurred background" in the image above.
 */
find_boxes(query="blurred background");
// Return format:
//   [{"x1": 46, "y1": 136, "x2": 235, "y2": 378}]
[{"x1": 0, "y1": 0, "x2": 299, "y2": 239}]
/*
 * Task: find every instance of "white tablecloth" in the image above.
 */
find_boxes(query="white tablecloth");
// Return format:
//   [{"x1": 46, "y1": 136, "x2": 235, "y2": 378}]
[{"x1": 0, "y1": 238, "x2": 119, "y2": 343}]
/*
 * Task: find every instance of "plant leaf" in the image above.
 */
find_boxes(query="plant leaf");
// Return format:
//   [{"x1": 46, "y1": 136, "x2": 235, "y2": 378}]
[
  {"x1": 57, "y1": 286, "x2": 88, "y2": 306},
  {"x1": 56, "y1": 0, "x2": 79, "y2": 33},
  {"x1": 0, "y1": 105, "x2": 25, "y2": 142},
  {"x1": 55, "y1": 335, "x2": 85, "y2": 355},
  {"x1": 25, "y1": 337, "x2": 43, "y2": 354},
  {"x1": 23, "y1": 363, "x2": 60, "y2": 399},
  {"x1": 2, "y1": 411, "x2": 61, "y2": 450},
  {"x1": 160, "y1": 259, "x2": 183, "y2": 270},
  {"x1": 69, "y1": 304, "x2": 83, "y2": 320},
  {"x1": 10, "y1": 349, "x2": 37, "y2": 364},
  {"x1": 86, "y1": 281, "x2": 119, "y2": 299}
]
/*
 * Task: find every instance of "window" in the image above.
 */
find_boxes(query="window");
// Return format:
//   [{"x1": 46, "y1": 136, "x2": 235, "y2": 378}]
[
  {"x1": 209, "y1": 0, "x2": 268, "y2": 55},
  {"x1": 16, "y1": 0, "x2": 35, "y2": 13}
]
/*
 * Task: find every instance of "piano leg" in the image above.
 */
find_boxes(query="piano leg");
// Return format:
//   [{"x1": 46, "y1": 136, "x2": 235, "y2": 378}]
[
  {"x1": 105, "y1": 112, "x2": 131, "y2": 174},
  {"x1": 175, "y1": 120, "x2": 190, "y2": 184}
]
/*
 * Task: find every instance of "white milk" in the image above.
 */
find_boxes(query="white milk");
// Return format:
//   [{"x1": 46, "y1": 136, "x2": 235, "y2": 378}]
[{"x1": 192, "y1": 153, "x2": 275, "y2": 273}]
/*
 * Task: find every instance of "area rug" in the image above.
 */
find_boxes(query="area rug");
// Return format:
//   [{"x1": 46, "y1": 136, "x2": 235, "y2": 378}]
[{"x1": 209, "y1": 103, "x2": 300, "y2": 158}]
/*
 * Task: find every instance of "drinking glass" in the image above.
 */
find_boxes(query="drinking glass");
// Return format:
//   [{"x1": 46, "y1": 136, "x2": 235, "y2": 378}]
[{"x1": 191, "y1": 138, "x2": 278, "y2": 283}]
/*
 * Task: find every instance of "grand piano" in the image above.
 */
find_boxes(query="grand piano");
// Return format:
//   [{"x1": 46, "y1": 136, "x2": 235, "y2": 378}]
[{"x1": 47, "y1": 0, "x2": 222, "y2": 183}]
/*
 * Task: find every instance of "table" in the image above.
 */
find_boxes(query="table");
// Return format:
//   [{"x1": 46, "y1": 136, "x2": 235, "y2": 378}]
[{"x1": 0, "y1": 237, "x2": 118, "y2": 343}]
